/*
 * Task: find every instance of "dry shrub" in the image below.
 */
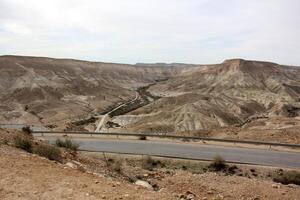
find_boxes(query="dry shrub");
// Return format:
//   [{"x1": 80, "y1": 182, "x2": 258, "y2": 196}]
[
  {"x1": 22, "y1": 126, "x2": 32, "y2": 135},
  {"x1": 55, "y1": 138, "x2": 79, "y2": 151},
  {"x1": 139, "y1": 135, "x2": 147, "y2": 140},
  {"x1": 209, "y1": 154, "x2": 226, "y2": 171},
  {"x1": 33, "y1": 144, "x2": 62, "y2": 162},
  {"x1": 14, "y1": 136, "x2": 32, "y2": 153},
  {"x1": 109, "y1": 159, "x2": 123, "y2": 173},
  {"x1": 273, "y1": 170, "x2": 300, "y2": 185},
  {"x1": 142, "y1": 155, "x2": 158, "y2": 171}
]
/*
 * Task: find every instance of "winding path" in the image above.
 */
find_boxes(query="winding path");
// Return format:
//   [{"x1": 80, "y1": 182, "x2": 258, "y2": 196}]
[{"x1": 95, "y1": 92, "x2": 139, "y2": 132}]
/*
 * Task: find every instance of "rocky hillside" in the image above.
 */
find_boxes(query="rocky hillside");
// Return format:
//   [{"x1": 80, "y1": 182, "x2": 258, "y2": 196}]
[
  {"x1": 1, "y1": 128, "x2": 299, "y2": 200},
  {"x1": 112, "y1": 59, "x2": 300, "y2": 133},
  {"x1": 0, "y1": 55, "x2": 180, "y2": 129},
  {"x1": 1, "y1": 56, "x2": 300, "y2": 135}
]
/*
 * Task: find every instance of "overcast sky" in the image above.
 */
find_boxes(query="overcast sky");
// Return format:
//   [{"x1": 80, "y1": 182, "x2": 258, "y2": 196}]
[{"x1": 0, "y1": 0, "x2": 299, "y2": 65}]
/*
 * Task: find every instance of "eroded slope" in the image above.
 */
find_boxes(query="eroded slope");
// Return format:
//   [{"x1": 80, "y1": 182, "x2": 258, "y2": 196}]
[{"x1": 112, "y1": 59, "x2": 300, "y2": 134}]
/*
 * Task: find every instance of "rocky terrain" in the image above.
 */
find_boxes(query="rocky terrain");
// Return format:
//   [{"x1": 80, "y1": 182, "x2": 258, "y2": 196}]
[
  {"x1": 0, "y1": 55, "x2": 180, "y2": 130},
  {"x1": 118, "y1": 59, "x2": 300, "y2": 131},
  {"x1": 1, "y1": 55, "x2": 300, "y2": 143},
  {"x1": 109, "y1": 59, "x2": 300, "y2": 143},
  {"x1": 1, "y1": 129, "x2": 299, "y2": 200}
]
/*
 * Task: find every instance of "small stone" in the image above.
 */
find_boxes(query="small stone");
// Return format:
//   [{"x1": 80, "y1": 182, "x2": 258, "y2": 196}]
[
  {"x1": 287, "y1": 184, "x2": 297, "y2": 188},
  {"x1": 101, "y1": 195, "x2": 106, "y2": 199},
  {"x1": 95, "y1": 180, "x2": 99, "y2": 184},
  {"x1": 66, "y1": 162, "x2": 77, "y2": 169},
  {"x1": 158, "y1": 188, "x2": 164, "y2": 192},
  {"x1": 186, "y1": 191, "x2": 196, "y2": 200},
  {"x1": 272, "y1": 184, "x2": 279, "y2": 189},
  {"x1": 202, "y1": 198, "x2": 208, "y2": 200},
  {"x1": 207, "y1": 190, "x2": 214, "y2": 194},
  {"x1": 73, "y1": 160, "x2": 81, "y2": 165},
  {"x1": 135, "y1": 180, "x2": 153, "y2": 190},
  {"x1": 85, "y1": 193, "x2": 90, "y2": 196}
]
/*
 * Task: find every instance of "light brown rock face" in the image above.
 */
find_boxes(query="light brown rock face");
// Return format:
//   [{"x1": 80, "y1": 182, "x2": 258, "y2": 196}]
[
  {"x1": 0, "y1": 55, "x2": 178, "y2": 129},
  {"x1": 116, "y1": 59, "x2": 300, "y2": 133}
]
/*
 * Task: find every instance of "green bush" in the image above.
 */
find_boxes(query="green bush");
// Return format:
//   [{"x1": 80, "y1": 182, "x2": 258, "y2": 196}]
[
  {"x1": 55, "y1": 138, "x2": 79, "y2": 151},
  {"x1": 33, "y1": 144, "x2": 61, "y2": 162},
  {"x1": 273, "y1": 170, "x2": 300, "y2": 185},
  {"x1": 14, "y1": 136, "x2": 32, "y2": 153}
]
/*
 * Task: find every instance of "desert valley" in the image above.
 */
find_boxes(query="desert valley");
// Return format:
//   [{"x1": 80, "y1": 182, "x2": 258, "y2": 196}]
[
  {"x1": 1, "y1": 55, "x2": 300, "y2": 199},
  {"x1": 1, "y1": 55, "x2": 300, "y2": 143},
  {"x1": 1, "y1": 1, "x2": 300, "y2": 199}
]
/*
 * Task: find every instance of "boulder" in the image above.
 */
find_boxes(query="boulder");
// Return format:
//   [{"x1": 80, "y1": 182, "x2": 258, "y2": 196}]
[{"x1": 135, "y1": 180, "x2": 153, "y2": 190}]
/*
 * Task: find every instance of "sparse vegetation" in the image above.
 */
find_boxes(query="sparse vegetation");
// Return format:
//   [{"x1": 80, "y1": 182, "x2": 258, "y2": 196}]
[
  {"x1": 209, "y1": 154, "x2": 226, "y2": 171},
  {"x1": 33, "y1": 144, "x2": 61, "y2": 162},
  {"x1": 227, "y1": 165, "x2": 239, "y2": 175},
  {"x1": 24, "y1": 105, "x2": 29, "y2": 111},
  {"x1": 181, "y1": 137, "x2": 190, "y2": 142},
  {"x1": 273, "y1": 170, "x2": 300, "y2": 185},
  {"x1": 142, "y1": 155, "x2": 158, "y2": 171},
  {"x1": 22, "y1": 126, "x2": 32, "y2": 135},
  {"x1": 55, "y1": 138, "x2": 79, "y2": 151},
  {"x1": 14, "y1": 136, "x2": 32, "y2": 153},
  {"x1": 110, "y1": 159, "x2": 123, "y2": 172},
  {"x1": 1, "y1": 138, "x2": 8, "y2": 145}
]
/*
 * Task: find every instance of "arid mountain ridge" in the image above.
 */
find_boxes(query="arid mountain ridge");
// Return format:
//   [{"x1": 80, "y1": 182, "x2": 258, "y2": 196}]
[
  {"x1": 1, "y1": 55, "x2": 300, "y2": 141},
  {"x1": 112, "y1": 59, "x2": 300, "y2": 134}
]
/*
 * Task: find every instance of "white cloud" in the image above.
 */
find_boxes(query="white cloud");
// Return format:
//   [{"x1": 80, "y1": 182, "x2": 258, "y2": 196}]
[{"x1": 0, "y1": 0, "x2": 299, "y2": 65}]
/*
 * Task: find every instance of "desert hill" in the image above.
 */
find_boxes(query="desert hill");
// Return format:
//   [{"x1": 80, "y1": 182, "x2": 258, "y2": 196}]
[
  {"x1": 111, "y1": 59, "x2": 300, "y2": 137},
  {"x1": 1, "y1": 55, "x2": 300, "y2": 141},
  {"x1": 0, "y1": 55, "x2": 180, "y2": 128}
]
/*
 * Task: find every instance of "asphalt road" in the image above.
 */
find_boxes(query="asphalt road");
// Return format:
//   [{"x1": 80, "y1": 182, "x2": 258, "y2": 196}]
[{"x1": 41, "y1": 137, "x2": 300, "y2": 169}]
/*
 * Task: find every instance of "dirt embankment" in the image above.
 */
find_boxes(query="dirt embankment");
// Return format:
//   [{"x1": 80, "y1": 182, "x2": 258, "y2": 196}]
[{"x1": 1, "y1": 128, "x2": 300, "y2": 200}]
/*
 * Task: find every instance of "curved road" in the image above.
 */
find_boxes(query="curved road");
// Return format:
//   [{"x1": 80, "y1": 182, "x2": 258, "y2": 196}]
[{"x1": 40, "y1": 136, "x2": 300, "y2": 169}]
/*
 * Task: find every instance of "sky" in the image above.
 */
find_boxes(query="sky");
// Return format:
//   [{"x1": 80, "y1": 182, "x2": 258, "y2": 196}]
[{"x1": 0, "y1": 0, "x2": 300, "y2": 65}]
